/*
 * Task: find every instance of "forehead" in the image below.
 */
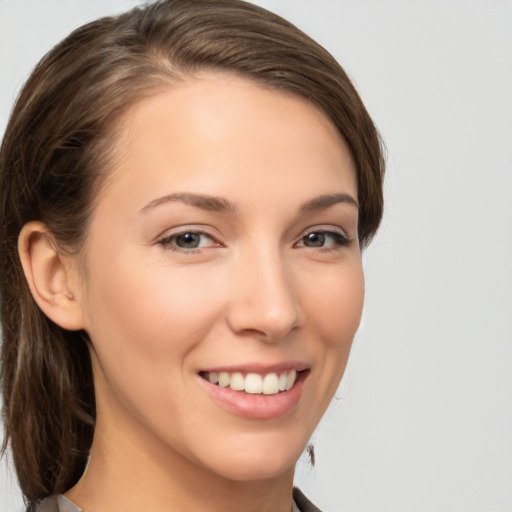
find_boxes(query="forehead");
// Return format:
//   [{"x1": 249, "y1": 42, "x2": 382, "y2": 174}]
[{"x1": 100, "y1": 72, "x2": 356, "y2": 210}]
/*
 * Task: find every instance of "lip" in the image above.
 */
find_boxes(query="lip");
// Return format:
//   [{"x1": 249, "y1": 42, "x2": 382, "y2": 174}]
[
  {"x1": 201, "y1": 361, "x2": 309, "y2": 375},
  {"x1": 197, "y1": 366, "x2": 310, "y2": 420}
]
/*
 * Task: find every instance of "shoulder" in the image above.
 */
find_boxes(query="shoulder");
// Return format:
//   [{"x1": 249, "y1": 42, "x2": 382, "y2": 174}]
[
  {"x1": 293, "y1": 487, "x2": 323, "y2": 512},
  {"x1": 27, "y1": 496, "x2": 82, "y2": 512},
  {"x1": 27, "y1": 496, "x2": 58, "y2": 512}
]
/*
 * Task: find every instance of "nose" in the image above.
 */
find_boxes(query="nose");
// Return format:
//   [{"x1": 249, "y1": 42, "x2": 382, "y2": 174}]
[{"x1": 226, "y1": 247, "x2": 301, "y2": 342}]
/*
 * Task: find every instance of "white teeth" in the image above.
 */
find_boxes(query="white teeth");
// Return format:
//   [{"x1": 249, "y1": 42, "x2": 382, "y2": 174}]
[
  {"x1": 205, "y1": 369, "x2": 299, "y2": 395},
  {"x1": 245, "y1": 373, "x2": 262, "y2": 394},
  {"x1": 278, "y1": 373, "x2": 287, "y2": 391},
  {"x1": 262, "y1": 373, "x2": 279, "y2": 395},
  {"x1": 286, "y1": 370, "x2": 297, "y2": 391},
  {"x1": 218, "y1": 372, "x2": 230, "y2": 388},
  {"x1": 230, "y1": 372, "x2": 245, "y2": 391}
]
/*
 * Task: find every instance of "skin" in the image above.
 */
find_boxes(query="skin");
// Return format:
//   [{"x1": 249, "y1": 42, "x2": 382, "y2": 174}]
[{"x1": 21, "y1": 72, "x2": 364, "y2": 512}]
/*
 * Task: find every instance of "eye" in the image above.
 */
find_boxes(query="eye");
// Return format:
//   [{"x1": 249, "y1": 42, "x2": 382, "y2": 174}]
[
  {"x1": 295, "y1": 230, "x2": 350, "y2": 249},
  {"x1": 157, "y1": 230, "x2": 219, "y2": 252}
]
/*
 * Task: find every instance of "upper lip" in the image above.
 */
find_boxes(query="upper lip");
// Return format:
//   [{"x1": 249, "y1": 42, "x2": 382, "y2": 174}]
[{"x1": 200, "y1": 361, "x2": 310, "y2": 374}]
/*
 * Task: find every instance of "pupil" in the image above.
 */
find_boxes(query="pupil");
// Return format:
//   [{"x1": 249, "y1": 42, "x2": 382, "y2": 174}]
[
  {"x1": 177, "y1": 233, "x2": 200, "y2": 248},
  {"x1": 305, "y1": 233, "x2": 325, "y2": 247}
]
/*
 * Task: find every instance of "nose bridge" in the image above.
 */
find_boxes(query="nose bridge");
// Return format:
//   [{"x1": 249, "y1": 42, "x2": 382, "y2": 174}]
[{"x1": 227, "y1": 242, "x2": 300, "y2": 340}]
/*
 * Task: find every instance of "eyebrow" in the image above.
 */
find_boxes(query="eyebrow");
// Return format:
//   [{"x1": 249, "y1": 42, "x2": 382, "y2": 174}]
[
  {"x1": 300, "y1": 193, "x2": 359, "y2": 211},
  {"x1": 140, "y1": 192, "x2": 237, "y2": 214},
  {"x1": 140, "y1": 191, "x2": 358, "y2": 215}
]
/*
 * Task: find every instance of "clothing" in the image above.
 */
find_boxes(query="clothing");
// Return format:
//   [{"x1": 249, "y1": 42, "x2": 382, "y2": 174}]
[
  {"x1": 30, "y1": 487, "x2": 321, "y2": 512},
  {"x1": 293, "y1": 488, "x2": 322, "y2": 512},
  {"x1": 28, "y1": 495, "x2": 80, "y2": 512}
]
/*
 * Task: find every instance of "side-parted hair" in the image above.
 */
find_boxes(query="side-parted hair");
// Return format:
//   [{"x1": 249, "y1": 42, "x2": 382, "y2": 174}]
[{"x1": 0, "y1": 0, "x2": 385, "y2": 503}]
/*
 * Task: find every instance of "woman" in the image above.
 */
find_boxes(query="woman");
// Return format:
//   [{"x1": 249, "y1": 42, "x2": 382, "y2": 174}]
[{"x1": 0, "y1": 0, "x2": 384, "y2": 510}]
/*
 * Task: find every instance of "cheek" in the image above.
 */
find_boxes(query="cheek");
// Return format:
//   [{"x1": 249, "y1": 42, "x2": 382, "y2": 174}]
[
  {"x1": 301, "y1": 257, "x2": 365, "y2": 343},
  {"x1": 86, "y1": 261, "x2": 209, "y2": 344},
  {"x1": 81, "y1": 251, "x2": 232, "y2": 436},
  {"x1": 301, "y1": 257, "x2": 364, "y2": 398},
  {"x1": 81, "y1": 247, "x2": 232, "y2": 384}
]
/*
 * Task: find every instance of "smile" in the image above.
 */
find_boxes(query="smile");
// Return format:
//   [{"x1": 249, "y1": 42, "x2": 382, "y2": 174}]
[
  {"x1": 201, "y1": 370, "x2": 298, "y2": 395},
  {"x1": 198, "y1": 367, "x2": 310, "y2": 419}
]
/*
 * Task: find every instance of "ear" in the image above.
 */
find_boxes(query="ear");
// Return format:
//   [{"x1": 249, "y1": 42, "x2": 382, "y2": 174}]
[{"x1": 18, "y1": 221, "x2": 86, "y2": 331}]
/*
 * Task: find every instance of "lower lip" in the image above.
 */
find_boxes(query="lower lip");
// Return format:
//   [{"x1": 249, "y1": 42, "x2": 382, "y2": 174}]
[{"x1": 198, "y1": 371, "x2": 309, "y2": 420}]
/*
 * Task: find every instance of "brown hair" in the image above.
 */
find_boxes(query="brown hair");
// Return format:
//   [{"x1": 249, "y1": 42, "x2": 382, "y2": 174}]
[{"x1": 0, "y1": 0, "x2": 385, "y2": 503}]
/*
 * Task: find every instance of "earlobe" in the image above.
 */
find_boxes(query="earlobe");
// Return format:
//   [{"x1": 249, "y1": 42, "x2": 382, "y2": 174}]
[{"x1": 18, "y1": 221, "x2": 86, "y2": 331}]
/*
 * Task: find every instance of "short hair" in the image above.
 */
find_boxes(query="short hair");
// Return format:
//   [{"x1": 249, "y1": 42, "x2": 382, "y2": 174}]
[{"x1": 0, "y1": 0, "x2": 385, "y2": 502}]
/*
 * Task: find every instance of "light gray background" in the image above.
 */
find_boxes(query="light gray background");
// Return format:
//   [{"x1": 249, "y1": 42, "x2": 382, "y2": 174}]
[{"x1": 1, "y1": 1, "x2": 511, "y2": 511}]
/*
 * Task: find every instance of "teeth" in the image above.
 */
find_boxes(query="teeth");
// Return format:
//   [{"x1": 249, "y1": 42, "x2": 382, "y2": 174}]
[
  {"x1": 205, "y1": 369, "x2": 299, "y2": 395},
  {"x1": 218, "y1": 372, "x2": 230, "y2": 388},
  {"x1": 245, "y1": 373, "x2": 262, "y2": 394},
  {"x1": 278, "y1": 373, "x2": 287, "y2": 391},
  {"x1": 262, "y1": 373, "x2": 279, "y2": 395},
  {"x1": 286, "y1": 370, "x2": 297, "y2": 391},
  {"x1": 230, "y1": 372, "x2": 245, "y2": 391}
]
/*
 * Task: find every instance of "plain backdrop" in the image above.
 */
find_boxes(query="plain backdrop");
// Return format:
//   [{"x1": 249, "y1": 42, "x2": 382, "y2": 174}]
[{"x1": 1, "y1": 1, "x2": 511, "y2": 511}]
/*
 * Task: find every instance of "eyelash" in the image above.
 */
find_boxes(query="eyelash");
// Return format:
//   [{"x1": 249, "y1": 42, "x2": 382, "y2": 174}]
[
  {"x1": 294, "y1": 229, "x2": 351, "y2": 251},
  {"x1": 157, "y1": 229, "x2": 219, "y2": 253},
  {"x1": 156, "y1": 228, "x2": 351, "y2": 254}
]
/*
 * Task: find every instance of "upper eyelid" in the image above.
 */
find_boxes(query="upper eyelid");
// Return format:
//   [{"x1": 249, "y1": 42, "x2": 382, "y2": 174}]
[
  {"x1": 155, "y1": 230, "x2": 219, "y2": 253},
  {"x1": 294, "y1": 226, "x2": 352, "y2": 249},
  {"x1": 159, "y1": 230, "x2": 215, "y2": 241},
  {"x1": 155, "y1": 225, "x2": 219, "y2": 241},
  {"x1": 299, "y1": 225, "x2": 349, "y2": 238},
  {"x1": 157, "y1": 230, "x2": 221, "y2": 253},
  {"x1": 296, "y1": 230, "x2": 349, "y2": 243}
]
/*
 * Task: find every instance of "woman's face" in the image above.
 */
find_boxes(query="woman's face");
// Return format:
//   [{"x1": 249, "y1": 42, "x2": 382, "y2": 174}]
[{"x1": 77, "y1": 73, "x2": 364, "y2": 482}]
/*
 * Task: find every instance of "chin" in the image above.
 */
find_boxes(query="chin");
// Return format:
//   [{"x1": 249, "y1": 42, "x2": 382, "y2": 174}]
[
  {"x1": 196, "y1": 435, "x2": 305, "y2": 483},
  {"x1": 211, "y1": 457, "x2": 297, "y2": 483}
]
